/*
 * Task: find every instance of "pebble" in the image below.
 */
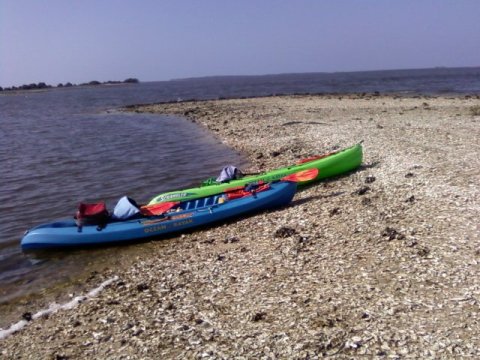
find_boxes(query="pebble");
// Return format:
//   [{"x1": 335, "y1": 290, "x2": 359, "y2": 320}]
[{"x1": 2, "y1": 94, "x2": 479, "y2": 359}]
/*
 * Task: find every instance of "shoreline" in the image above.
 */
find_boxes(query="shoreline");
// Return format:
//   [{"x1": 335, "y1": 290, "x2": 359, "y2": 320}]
[{"x1": 2, "y1": 94, "x2": 479, "y2": 358}]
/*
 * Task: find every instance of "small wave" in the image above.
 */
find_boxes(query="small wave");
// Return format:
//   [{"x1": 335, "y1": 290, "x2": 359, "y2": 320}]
[{"x1": 0, "y1": 276, "x2": 118, "y2": 340}]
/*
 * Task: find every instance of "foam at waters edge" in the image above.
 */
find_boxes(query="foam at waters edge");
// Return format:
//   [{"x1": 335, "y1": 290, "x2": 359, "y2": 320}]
[{"x1": 0, "y1": 276, "x2": 119, "y2": 340}]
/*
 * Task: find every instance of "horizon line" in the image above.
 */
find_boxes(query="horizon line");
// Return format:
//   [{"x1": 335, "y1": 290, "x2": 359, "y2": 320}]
[{"x1": 2, "y1": 65, "x2": 479, "y2": 89}]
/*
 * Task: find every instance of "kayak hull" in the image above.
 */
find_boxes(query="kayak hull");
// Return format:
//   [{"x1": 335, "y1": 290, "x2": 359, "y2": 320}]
[
  {"x1": 21, "y1": 181, "x2": 296, "y2": 250},
  {"x1": 148, "y1": 143, "x2": 363, "y2": 204}
]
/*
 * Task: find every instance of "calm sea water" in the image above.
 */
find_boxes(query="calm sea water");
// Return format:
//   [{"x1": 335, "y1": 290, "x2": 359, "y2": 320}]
[{"x1": 0, "y1": 67, "x2": 479, "y2": 318}]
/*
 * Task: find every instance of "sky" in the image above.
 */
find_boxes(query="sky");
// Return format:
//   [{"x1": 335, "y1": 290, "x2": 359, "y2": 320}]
[{"x1": 1, "y1": 0, "x2": 479, "y2": 87}]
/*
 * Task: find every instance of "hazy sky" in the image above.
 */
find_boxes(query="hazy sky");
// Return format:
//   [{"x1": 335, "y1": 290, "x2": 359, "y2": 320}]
[{"x1": 1, "y1": 0, "x2": 479, "y2": 87}]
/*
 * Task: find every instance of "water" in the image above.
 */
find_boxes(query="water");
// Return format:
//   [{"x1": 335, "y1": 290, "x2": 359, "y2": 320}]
[
  {"x1": 168, "y1": 66, "x2": 480, "y2": 96},
  {"x1": 0, "y1": 66, "x2": 479, "y2": 321}
]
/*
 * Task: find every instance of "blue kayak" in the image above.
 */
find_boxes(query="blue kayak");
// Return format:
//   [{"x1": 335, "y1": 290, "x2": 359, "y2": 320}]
[{"x1": 21, "y1": 181, "x2": 296, "y2": 250}]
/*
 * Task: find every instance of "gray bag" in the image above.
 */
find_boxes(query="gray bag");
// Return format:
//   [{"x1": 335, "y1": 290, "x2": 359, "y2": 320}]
[{"x1": 216, "y1": 165, "x2": 243, "y2": 183}]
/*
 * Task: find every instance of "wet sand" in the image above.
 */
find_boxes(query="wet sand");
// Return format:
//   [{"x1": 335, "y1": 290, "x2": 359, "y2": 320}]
[{"x1": 2, "y1": 94, "x2": 479, "y2": 358}]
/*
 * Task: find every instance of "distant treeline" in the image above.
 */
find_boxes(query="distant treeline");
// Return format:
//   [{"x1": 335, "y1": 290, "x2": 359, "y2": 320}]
[{"x1": 0, "y1": 78, "x2": 139, "y2": 92}]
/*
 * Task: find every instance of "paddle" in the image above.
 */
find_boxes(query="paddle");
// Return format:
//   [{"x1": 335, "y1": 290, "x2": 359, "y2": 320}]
[
  {"x1": 140, "y1": 201, "x2": 180, "y2": 216},
  {"x1": 224, "y1": 169, "x2": 319, "y2": 200},
  {"x1": 224, "y1": 168, "x2": 319, "y2": 193},
  {"x1": 280, "y1": 168, "x2": 319, "y2": 182},
  {"x1": 145, "y1": 169, "x2": 319, "y2": 212},
  {"x1": 226, "y1": 168, "x2": 319, "y2": 190}
]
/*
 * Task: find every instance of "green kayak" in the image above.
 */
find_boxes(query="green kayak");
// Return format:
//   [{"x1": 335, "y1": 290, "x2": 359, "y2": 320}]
[{"x1": 148, "y1": 143, "x2": 363, "y2": 205}]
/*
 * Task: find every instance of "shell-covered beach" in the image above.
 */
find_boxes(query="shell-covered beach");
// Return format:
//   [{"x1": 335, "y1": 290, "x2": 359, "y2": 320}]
[{"x1": 2, "y1": 94, "x2": 479, "y2": 358}]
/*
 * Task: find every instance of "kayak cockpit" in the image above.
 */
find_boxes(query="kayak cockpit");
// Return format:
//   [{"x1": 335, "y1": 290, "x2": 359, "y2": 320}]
[{"x1": 180, "y1": 194, "x2": 224, "y2": 211}]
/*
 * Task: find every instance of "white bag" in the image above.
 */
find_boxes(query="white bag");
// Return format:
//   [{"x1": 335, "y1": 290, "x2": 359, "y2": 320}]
[{"x1": 111, "y1": 196, "x2": 140, "y2": 220}]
